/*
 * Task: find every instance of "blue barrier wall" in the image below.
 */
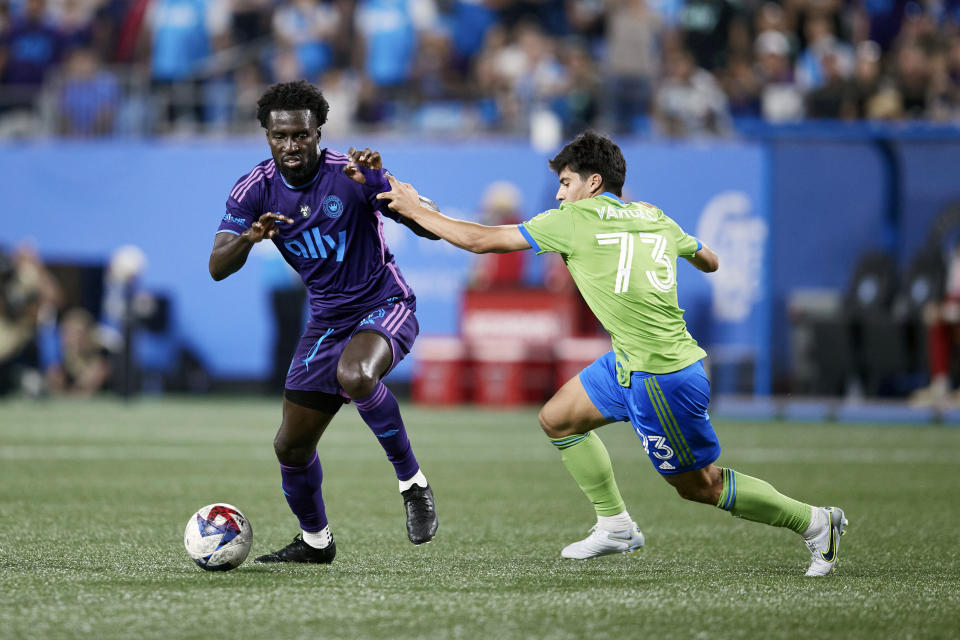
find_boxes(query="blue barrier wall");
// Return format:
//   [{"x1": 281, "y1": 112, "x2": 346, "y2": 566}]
[
  {"x1": 898, "y1": 140, "x2": 960, "y2": 257},
  {"x1": 767, "y1": 136, "x2": 960, "y2": 383},
  {"x1": 1, "y1": 133, "x2": 956, "y2": 391}
]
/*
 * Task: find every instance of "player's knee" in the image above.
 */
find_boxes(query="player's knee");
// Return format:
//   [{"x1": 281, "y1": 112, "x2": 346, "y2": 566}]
[
  {"x1": 336, "y1": 361, "x2": 378, "y2": 399},
  {"x1": 272, "y1": 430, "x2": 312, "y2": 466},
  {"x1": 538, "y1": 406, "x2": 575, "y2": 439},
  {"x1": 672, "y1": 477, "x2": 721, "y2": 505},
  {"x1": 673, "y1": 484, "x2": 709, "y2": 504}
]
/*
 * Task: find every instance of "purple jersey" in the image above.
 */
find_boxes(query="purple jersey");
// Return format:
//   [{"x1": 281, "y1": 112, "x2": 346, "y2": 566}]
[{"x1": 217, "y1": 148, "x2": 413, "y2": 320}]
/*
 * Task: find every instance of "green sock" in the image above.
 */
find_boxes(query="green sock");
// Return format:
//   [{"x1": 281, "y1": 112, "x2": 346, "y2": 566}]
[
  {"x1": 716, "y1": 467, "x2": 812, "y2": 534},
  {"x1": 550, "y1": 432, "x2": 626, "y2": 517}
]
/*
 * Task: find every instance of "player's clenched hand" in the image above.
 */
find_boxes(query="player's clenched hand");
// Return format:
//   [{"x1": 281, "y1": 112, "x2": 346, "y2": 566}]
[
  {"x1": 243, "y1": 212, "x2": 292, "y2": 243},
  {"x1": 344, "y1": 147, "x2": 383, "y2": 185},
  {"x1": 376, "y1": 175, "x2": 422, "y2": 217},
  {"x1": 348, "y1": 147, "x2": 382, "y2": 170}
]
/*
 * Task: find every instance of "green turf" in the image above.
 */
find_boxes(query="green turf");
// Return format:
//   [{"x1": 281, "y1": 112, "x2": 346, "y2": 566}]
[{"x1": 1, "y1": 397, "x2": 958, "y2": 640}]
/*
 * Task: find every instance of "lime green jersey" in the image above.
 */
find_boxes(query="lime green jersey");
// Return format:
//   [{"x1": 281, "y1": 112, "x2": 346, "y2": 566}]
[{"x1": 520, "y1": 193, "x2": 706, "y2": 385}]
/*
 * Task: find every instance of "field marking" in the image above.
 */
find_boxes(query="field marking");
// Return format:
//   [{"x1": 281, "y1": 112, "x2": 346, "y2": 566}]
[{"x1": 0, "y1": 444, "x2": 957, "y2": 464}]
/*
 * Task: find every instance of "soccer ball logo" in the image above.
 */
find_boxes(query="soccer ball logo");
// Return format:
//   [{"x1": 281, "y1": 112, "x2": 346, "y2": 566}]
[{"x1": 183, "y1": 503, "x2": 253, "y2": 571}]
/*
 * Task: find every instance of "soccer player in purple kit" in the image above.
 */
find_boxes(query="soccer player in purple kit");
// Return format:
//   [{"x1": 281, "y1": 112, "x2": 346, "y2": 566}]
[{"x1": 208, "y1": 80, "x2": 438, "y2": 564}]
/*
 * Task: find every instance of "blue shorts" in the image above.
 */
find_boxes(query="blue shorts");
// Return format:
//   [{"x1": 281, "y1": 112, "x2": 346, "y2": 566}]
[
  {"x1": 285, "y1": 296, "x2": 419, "y2": 397},
  {"x1": 579, "y1": 352, "x2": 720, "y2": 475}
]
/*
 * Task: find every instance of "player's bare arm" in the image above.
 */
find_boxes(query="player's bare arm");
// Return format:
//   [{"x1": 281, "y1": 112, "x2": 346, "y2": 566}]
[
  {"x1": 684, "y1": 245, "x2": 719, "y2": 273},
  {"x1": 208, "y1": 212, "x2": 293, "y2": 281},
  {"x1": 377, "y1": 175, "x2": 530, "y2": 254},
  {"x1": 396, "y1": 197, "x2": 442, "y2": 240}
]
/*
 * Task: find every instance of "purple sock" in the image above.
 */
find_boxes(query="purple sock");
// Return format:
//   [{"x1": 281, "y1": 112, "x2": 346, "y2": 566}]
[
  {"x1": 279, "y1": 451, "x2": 327, "y2": 532},
  {"x1": 353, "y1": 381, "x2": 420, "y2": 481}
]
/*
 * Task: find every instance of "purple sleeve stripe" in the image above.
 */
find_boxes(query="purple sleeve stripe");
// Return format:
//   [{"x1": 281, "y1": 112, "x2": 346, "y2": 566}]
[
  {"x1": 230, "y1": 166, "x2": 263, "y2": 199},
  {"x1": 216, "y1": 229, "x2": 241, "y2": 236},
  {"x1": 236, "y1": 164, "x2": 274, "y2": 203},
  {"x1": 230, "y1": 162, "x2": 274, "y2": 200}
]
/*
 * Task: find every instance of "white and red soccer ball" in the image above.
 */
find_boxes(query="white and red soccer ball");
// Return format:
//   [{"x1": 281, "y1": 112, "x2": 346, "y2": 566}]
[{"x1": 184, "y1": 503, "x2": 253, "y2": 571}]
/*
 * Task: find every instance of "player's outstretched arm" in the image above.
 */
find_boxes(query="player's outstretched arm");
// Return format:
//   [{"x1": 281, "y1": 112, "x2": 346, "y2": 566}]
[
  {"x1": 396, "y1": 198, "x2": 442, "y2": 241},
  {"x1": 209, "y1": 212, "x2": 293, "y2": 281},
  {"x1": 376, "y1": 176, "x2": 530, "y2": 254},
  {"x1": 343, "y1": 148, "x2": 440, "y2": 240},
  {"x1": 684, "y1": 244, "x2": 719, "y2": 273}
]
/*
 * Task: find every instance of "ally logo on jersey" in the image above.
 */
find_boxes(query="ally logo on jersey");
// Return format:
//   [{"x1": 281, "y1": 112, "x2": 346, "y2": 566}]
[{"x1": 284, "y1": 228, "x2": 347, "y2": 262}]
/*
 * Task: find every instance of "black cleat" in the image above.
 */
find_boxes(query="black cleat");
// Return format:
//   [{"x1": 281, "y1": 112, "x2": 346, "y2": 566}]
[
  {"x1": 254, "y1": 534, "x2": 336, "y2": 564},
  {"x1": 402, "y1": 484, "x2": 438, "y2": 545}
]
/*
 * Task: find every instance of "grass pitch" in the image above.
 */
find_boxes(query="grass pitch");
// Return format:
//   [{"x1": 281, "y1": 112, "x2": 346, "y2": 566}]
[{"x1": 1, "y1": 397, "x2": 958, "y2": 640}]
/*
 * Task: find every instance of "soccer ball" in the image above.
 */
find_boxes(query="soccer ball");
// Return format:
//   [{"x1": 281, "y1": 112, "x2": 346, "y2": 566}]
[{"x1": 183, "y1": 503, "x2": 253, "y2": 571}]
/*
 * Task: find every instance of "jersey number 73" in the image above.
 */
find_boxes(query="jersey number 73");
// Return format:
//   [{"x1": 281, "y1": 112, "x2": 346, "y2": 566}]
[{"x1": 595, "y1": 232, "x2": 675, "y2": 294}]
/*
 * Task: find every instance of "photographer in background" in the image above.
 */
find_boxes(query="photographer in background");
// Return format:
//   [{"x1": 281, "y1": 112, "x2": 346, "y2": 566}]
[
  {"x1": 45, "y1": 307, "x2": 111, "y2": 396},
  {"x1": 0, "y1": 244, "x2": 63, "y2": 395}
]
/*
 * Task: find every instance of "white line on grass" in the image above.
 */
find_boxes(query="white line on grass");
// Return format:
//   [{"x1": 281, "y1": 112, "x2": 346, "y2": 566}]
[{"x1": 0, "y1": 445, "x2": 957, "y2": 464}]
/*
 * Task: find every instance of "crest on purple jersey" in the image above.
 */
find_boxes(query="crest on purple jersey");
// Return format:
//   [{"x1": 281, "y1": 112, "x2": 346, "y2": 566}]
[{"x1": 323, "y1": 195, "x2": 344, "y2": 218}]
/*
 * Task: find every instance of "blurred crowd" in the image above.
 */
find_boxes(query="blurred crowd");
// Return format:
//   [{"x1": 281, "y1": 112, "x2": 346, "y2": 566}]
[
  {"x1": 0, "y1": 244, "x2": 108, "y2": 396},
  {"x1": 1, "y1": 0, "x2": 960, "y2": 137},
  {"x1": 0, "y1": 242, "x2": 158, "y2": 398}
]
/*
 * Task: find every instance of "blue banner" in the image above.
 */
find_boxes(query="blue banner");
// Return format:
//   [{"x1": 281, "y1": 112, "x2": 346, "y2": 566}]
[{"x1": 0, "y1": 139, "x2": 769, "y2": 391}]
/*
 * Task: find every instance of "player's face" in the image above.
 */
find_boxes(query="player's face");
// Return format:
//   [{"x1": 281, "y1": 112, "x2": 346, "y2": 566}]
[
  {"x1": 266, "y1": 109, "x2": 321, "y2": 185},
  {"x1": 555, "y1": 167, "x2": 601, "y2": 203}
]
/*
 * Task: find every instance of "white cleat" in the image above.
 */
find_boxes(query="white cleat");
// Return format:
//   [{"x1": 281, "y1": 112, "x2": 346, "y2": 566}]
[
  {"x1": 804, "y1": 506, "x2": 848, "y2": 576},
  {"x1": 561, "y1": 522, "x2": 645, "y2": 559}
]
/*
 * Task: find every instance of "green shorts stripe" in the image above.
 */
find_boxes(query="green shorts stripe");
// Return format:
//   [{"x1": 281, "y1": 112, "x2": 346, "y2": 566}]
[
  {"x1": 579, "y1": 353, "x2": 721, "y2": 476},
  {"x1": 644, "y1": 379, "x2": 691, "y2": 467},
  {"x1": 647, "y1": 378, "x2": 695, "y2": 467},
  {"x1": 652, "y1": 378, "x2": 696, "y2": 466}
]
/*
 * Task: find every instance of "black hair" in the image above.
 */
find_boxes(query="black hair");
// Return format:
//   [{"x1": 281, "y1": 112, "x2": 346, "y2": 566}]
[
  {"x1": 256, "y1": 80, "x2": 329, "y2": 128},
  {"x1": 548, "y1": 130, "x2": 626, "y2": 197}
]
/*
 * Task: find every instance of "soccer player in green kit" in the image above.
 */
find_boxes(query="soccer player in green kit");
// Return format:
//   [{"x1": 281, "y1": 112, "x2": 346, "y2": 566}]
[{"x1": 376, "y1": 131, "x2": 848, "y2": 576}]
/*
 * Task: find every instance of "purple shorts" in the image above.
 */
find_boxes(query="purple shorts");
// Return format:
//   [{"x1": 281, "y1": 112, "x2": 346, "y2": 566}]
[{"x1": 285, "y1": 296, "x2": 419, "y2": 397}]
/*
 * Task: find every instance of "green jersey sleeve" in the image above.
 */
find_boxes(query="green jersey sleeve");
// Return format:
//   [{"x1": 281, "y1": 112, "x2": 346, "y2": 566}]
[
  {"x1": 521, "y1": 207, "x2": 574, "y2": 256},
  {"x1": 664, "y1": 216, "x2": 701, "y2": 257}
]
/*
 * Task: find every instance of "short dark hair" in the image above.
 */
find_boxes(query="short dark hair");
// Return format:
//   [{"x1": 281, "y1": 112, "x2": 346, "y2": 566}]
[
  {"x1": 548, "y1": 131, "x2": 626, "y2": 197},
  {"x1": 256, "y1": 80, "x2": 329, "y2": 128}
]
